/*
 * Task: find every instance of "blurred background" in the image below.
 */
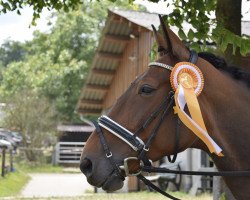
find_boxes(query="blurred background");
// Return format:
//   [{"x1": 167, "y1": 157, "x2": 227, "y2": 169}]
[{"x1": 0, "y1": 0, "x2": 249, "y2": 199}]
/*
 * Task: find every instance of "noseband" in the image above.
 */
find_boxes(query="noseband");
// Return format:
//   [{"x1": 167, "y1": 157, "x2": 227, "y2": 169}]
[
  {"x1": 96, "y1": 90, "x2": 175, "y2": 174},
  {"x1": 92, "y1": 51, "x2": 198, "y2": 199}
]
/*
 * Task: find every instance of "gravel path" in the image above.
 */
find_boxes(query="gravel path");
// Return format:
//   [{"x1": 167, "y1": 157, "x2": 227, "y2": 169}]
[{"x1": 21, "y1": 173, "x2": 93, "y2": 198}]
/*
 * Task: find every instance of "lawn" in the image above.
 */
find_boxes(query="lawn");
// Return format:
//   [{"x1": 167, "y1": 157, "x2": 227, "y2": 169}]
[
  {"x1": 60, "y1": 192, "x2": 212, "y2": 200},
  {"x1": 0, "y1": 163, "x2": 64, "y2": 198},
  {"x1": 18, "y1": 163, "x2": 64, "y2": 173},
  {"x1": 1, "y1": 192, "x2": 212, "y2": 200},
  {"x1": 0, "y1": 170, "x2": 30, "y2": 197}
]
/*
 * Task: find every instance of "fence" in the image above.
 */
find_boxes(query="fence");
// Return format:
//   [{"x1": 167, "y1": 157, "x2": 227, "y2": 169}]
[{"x1": 54, "y1": 142, "x2": 85, "y2": 164}]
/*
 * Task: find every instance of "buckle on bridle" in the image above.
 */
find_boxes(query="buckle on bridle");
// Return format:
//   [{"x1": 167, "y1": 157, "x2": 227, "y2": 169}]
[
  {"x1": 119, "y1": 157, "x2": 144, "y2": 176},
  {"x1": 106, "y1": 152, "x2": 112, "y2": 158}
]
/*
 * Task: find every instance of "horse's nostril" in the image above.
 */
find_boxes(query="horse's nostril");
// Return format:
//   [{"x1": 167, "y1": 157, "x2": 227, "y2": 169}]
[{"x1": 80, "y1": 158, "x2": 93, "y2": 177}]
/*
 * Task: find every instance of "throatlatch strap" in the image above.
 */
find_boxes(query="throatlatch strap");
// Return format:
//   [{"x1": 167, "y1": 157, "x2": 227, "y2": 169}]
[
  {"x1": 189, "y1": 50, "x2": 198, "y2": 64},
  {"x1": 168, "y1": 117, "x2": 181, "y2": 163},
  {"x1": 167, "y1": 50, "x2": 197, "y2": 163}
]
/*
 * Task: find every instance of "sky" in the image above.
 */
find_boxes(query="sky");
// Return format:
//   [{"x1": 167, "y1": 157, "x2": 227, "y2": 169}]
[{"x1": 0, "y1": 0, "x2": 249, "y2": 45}]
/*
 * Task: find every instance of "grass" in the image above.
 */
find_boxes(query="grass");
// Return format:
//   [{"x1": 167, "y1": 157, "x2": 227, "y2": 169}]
[
  {"x1": 73, "y1": 192, "x2": 212, "y2": 200},
  {"x1": 18, "y1": 163, "x2": 64, "y2": 173},
  {"x1": 0, "y1": 170, "x2": 30, "y2": 197},
  {"x1": 0, "y1": 163, "x2": 64, "y2": 198},
  {"x1": 0, "y1": 191, "x2": 212, "y2": 200}
]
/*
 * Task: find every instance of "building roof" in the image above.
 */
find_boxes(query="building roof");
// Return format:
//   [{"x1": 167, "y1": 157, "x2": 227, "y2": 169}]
[
  {"x1": 111, "y1": 9, "x2": 160, "y2": 31},
  {"x1": 76, "y1": 9, "x2": 250, "y2": 116},
  {"x1": 76, "y1": 9, "x2": 160, "y2": 115}
]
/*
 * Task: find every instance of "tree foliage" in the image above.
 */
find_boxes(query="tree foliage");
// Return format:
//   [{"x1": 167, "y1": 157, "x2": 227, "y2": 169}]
[
  {"x1": 0, "y1": 0, "x2": 248, "y2": 124},
  {"x1": 2, "y1": 90, "x2": 57, "y2": 162},
  {"x1": 1, "y1": 0, "x2": 248, "y2": 57},
  {"x1": 0, "y1": 0, "x2": 138, "y2": 122},
  {"x1": 0, "y1": 0, "x2": 83, "y2": 25},
  {"x1": 163, "y1": 0, "x2": 250, "y2": 57},
  {"x1": 0, "y1": 52, "x2": 88, "y2": 121},
  {"x1": 0, "y1": 40, "x2": 26, "y2": 67}
]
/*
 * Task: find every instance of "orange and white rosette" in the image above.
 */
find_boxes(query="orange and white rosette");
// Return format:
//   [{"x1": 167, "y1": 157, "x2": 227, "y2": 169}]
[{"x1": 170, "y1": 62, "x2": 223, "y2": 156}]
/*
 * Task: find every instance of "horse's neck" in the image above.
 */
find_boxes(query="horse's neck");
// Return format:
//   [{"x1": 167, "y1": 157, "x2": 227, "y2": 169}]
[
  {"x1": 194, "y1": 64, "x2": 250, "y2": 199},
  {"x1": 201, "y1": 65, "x2": 250, "y2": 171}
]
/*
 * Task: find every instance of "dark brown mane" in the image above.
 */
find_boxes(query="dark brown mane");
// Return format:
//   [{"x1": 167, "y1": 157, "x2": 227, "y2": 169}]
[{"x1": 198, "y1": 52, "x2": 250, "y2": 88}]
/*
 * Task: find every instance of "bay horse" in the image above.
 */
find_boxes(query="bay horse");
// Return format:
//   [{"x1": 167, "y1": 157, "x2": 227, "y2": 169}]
[{"x1": 80, "y1": 16, "x2": 250, "y2": 199}]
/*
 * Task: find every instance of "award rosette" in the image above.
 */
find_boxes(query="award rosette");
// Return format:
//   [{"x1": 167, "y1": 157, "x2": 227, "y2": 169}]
[{"x1": 170, "y1": 62, "x2": 223, "y2": 156}]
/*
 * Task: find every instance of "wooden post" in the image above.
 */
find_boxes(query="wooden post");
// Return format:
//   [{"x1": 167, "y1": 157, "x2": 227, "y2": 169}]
[
  {"x1": 55, "y1": 143, "x2": 60, "y2": 164},
  {"x1": 9, "y1": 148, "x2": 14, "y2": 172},
  {"x1": 1, "y1": 147, "x2": 6, "y2": 177}
]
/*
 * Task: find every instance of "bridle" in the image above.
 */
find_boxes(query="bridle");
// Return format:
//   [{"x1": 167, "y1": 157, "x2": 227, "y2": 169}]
[
  {"x1": 92, "y1": 50, "x2": 250, "y2": 200},
  {"x1": 97, "y1": 89, "x2": 175, "y2": 172},
  {"x1": 92, "y1": 50, "x2": 197, "y2": 199}
]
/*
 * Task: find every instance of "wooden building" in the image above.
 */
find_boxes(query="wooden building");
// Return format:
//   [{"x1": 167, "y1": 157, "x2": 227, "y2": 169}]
[
  {"x1": 54, "y1": 124, "x2": 94, "y2": 165},
  {"x1": 76, "y1": 10, "x2": 250, "y2": 115},
  {"x1": 76, "y1": 9, "x2": 159, "y2": 192},
  {"x1": 76, "y1": 9, "x2": 159, "y2": 115}
]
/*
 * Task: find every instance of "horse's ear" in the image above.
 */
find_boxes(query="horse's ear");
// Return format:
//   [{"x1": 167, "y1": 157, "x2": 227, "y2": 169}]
[
  {"x1": 151, "y1": 24, "x2": 168, "y2": 54},
  {"x1": 159, "y1": 15, "x2": 173, "y2": 53},
  {"x1": 159, "y1": 15, "x2": 190, "y2": 61}
]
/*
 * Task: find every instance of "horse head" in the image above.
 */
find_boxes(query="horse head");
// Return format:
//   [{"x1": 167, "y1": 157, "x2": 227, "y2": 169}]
[{"x1": 79, "y1": 15, "x2": 211, "y2": 192}]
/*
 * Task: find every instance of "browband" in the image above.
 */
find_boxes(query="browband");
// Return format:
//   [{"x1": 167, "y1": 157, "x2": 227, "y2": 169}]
[
  {"x1": 148, "y1": 62, "x2": 173, "y2": 71},
  {"x1": 148, "y1": 50, "x2": 198, "y2": 71}
]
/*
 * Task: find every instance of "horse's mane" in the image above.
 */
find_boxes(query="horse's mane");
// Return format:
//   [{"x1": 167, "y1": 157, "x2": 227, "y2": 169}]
[{"x1": 198, "y1": 52, "x2": 250, "y2": 87}]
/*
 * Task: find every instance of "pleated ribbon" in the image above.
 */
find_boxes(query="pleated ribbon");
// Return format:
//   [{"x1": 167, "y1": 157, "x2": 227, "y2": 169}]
[{"x1": 171, "y1": 64, "x2": 223, "y2": 156}]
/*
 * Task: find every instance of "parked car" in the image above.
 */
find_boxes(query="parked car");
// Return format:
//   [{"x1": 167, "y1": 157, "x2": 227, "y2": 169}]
[
  {"x1": 0, "y1": 139, "x2": 12, "y2": 148},
  {"x1": 10, "y1": 131, "x2": 23, "y2": 144},
  {"x1": 0, "y1": 131, "x2": 17, "y2": 149}
]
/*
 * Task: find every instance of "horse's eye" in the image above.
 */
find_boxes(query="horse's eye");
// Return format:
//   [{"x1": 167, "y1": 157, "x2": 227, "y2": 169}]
[{"x1": 138, "y1": 84, "x2": 156, "y2": 95}]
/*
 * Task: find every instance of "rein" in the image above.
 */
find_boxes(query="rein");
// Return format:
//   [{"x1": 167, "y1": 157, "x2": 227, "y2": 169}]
[
  {"x1": 92, "y1": 50, "x2": 250, "y2": 200},
  {"x1": 142, "y1": 166, "x2": 250, "y2": 177}
]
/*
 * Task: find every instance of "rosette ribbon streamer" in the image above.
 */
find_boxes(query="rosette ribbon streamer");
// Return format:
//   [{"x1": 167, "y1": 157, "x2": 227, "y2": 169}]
[{"x1": 171, "y1": 62, "x2": 223, "y2": 156}]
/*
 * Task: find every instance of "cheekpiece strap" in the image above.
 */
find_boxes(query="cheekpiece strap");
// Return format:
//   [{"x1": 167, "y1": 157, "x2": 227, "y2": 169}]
[{"x1": 93, "y1": 121, "x2": 125, "y2": 180}]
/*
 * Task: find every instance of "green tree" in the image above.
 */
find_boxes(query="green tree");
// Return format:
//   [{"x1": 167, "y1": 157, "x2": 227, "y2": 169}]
[
  {"x1": 0, "y1": 40, "x2": 26, "y2": 67},
  {"x1": 0, "y1": 51, "x2": 88, "y2": 122},
  {"x1": 163, "y1": 0, "x2": 249, "y2": 67},
  {"x1": 2, "y1": 90, "x2": 57, "y2": 162},
  {"x1": 1, "y1": 0, "x2": 248, "y2": 65},
  {"x1": 0, "y1": 1, "x2": 139, "y2": 122}
]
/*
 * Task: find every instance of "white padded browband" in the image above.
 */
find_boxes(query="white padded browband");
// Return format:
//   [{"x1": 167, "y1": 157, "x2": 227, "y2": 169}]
[{"x1": 148, "y1": 62, "x2": 173, "y2": 71}]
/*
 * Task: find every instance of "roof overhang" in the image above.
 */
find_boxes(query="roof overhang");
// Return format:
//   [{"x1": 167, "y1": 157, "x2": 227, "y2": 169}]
[{"x1": 76, "y1": 9, "x2": 159, "y2": 116}]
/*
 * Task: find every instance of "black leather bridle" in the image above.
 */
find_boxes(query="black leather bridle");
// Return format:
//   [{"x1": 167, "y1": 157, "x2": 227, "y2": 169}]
[
  {"x1": 93, "y1": 51, "x2": 250, "y2": 200},
  {"x1": 92, "y1": 50, "x2": 250, "y2": 199},
  {"x1": 91, "y1": 50, "x2": 198, "y2": 200},
  {"x1": 97, "y1": 90, "x2": 175, "y2": 171},
  {"x1": 94, "y1": 93, "x2": 179, "y2": 199}
]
